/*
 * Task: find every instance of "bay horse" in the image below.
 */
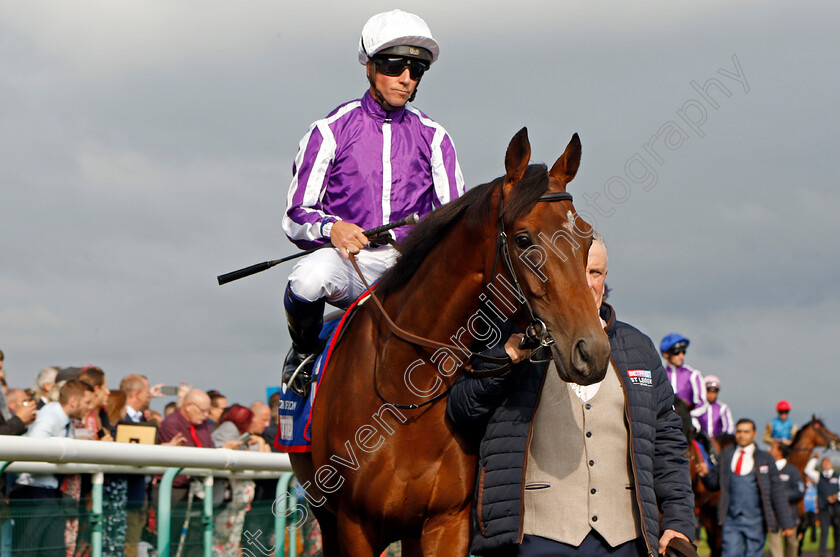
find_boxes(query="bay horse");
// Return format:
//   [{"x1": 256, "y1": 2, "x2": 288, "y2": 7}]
[
  {"x1": 289, "y1": 129, "x2": 610, "y2": 556},
  {"x1": 785, "y1": 416, "x2": 840, "y2": 481}
]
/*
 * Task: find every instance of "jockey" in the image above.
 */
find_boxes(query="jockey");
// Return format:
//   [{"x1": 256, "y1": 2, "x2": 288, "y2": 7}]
[
  {"x1": 660, "y1": 333, "x2": 707, "y2": 411},
  {"x1": 692, "y1": 375, "x2": 734, "y2": 438},
  {"x1": 763, "y1": 399, "x2": 799, "y2": 446},
  {"x1": 281, "y1": 10, "x2": 465, "y2": 376}
]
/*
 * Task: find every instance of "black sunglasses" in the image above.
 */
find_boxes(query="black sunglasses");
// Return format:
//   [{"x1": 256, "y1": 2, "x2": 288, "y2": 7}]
[
  {"x1": 373, "y1": 56, "x2": 428, "y2": 80},
  {"x1": 667, "y1": 348, "x2": 686, "y2": 356}
]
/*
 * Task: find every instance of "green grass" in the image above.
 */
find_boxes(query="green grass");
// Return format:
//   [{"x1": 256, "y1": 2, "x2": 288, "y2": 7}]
[{"x1": 694, "y1": 526, "x2": 829, "y2": 556}]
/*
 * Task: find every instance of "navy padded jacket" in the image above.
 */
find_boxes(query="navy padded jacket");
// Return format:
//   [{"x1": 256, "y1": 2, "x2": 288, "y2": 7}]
[{"x1": 446, "y1": 303, "x2": 695, "y2": 555}]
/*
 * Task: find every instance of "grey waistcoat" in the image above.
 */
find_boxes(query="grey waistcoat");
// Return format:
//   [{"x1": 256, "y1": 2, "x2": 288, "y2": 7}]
[{"x1": 523, "y1": 362, "x2": 641, "y2": 547}]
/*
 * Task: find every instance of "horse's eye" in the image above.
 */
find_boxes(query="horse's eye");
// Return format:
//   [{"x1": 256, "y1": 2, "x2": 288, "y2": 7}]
[{"x1": 514, "y1": 234, "x2": 533, "y2": 249}]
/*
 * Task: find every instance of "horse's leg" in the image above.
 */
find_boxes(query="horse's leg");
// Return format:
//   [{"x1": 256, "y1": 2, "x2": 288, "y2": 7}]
[
  {"x1": 703, "y1": 512, "x2": 722, "y2": 557},
  {"x1": 415, "y1": 507, "x2": 472, "y2": 557},
  {"x1": 335, "y1": 506, "x2": 383, "y2": 557},
  {"x1": 310, "y1": 504, "x2": 341, "y2": 557},
  {"x1": 400, "y1": 536, "x2": 423, "y2": 557},
  {"x1": 290, "y1": 453, "x2": 342, "y2": 556}
]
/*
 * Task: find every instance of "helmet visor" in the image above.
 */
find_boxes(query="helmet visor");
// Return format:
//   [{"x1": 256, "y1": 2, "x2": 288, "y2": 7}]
[{"x1": 376, "y1": 45, "x2": 433, "y2": 63}]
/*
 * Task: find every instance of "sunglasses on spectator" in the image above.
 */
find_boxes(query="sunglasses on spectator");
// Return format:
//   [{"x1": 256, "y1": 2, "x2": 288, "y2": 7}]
[{"x1": 373, "y1": 56, "x2": 429, "y2": 80}]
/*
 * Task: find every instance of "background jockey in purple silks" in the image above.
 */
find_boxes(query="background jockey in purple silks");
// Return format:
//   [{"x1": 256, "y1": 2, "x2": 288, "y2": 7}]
[
  {"x1": 693, "y1": 374, "x2": 735, "y2": 439},
  {"x1": 660, "y1": 333, "x2": 707, "y2": 411},
  {"x1": 280, "y1": 10, "x2": 465, "y2": 374}
]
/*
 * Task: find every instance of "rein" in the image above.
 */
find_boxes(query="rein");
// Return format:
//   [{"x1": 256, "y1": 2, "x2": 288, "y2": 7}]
[{"x1": 349, "y1": 183, "x2": 574, "y2": 409}]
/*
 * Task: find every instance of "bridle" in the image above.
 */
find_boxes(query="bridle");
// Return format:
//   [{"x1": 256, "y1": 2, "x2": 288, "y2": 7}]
[
  {"x1": 490, "y1": 185, "x2": 574, "y2": 359},
  {"x1": 351, "y1": 179, "x2": 575, "y2": 409}
]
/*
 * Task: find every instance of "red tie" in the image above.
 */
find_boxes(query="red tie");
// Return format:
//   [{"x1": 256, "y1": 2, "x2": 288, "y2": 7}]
[
  {"x1": 734, "y1": 449, "x2": 745, "y2": 475},
  {"x1": 189, "y1": 424, "x2": 202, "y2": 448}
]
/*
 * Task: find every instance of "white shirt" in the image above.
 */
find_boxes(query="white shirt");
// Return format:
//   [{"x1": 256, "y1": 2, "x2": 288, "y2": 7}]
[
  {"x1": 731, "y1": 443, "x2": 756, "y2": 476},
  {"x1": 125, "y1": 405, "x2": 143, "y2": 423},
  {"x1": 16, "y1": 402, "x2": 73, "y2": 489}
]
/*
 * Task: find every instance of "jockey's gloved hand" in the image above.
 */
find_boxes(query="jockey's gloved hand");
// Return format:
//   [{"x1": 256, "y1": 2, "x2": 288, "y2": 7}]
[{"x1": 368, "y1": 232, "x2": 393, "y2": 248}]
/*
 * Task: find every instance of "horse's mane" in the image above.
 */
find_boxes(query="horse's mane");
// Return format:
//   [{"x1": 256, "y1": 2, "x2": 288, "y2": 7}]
[{"x1": 376, "y1": 164, "x2": 550, "y2": 295}]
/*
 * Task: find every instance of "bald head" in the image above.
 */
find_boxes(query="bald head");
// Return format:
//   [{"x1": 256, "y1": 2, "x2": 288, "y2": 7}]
[
  {"x1": 249, "y1": 400, "x2": 271, "y2": 435},
  {"x1": 180, "y1": 389, "x2": 211, "y2": 425},
  {"x1": 184, "y1": 389, "x2": 209, "y2": 406}
]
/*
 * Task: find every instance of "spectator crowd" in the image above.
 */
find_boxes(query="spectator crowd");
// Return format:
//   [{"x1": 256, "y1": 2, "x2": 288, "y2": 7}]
[{"x1": 0, "y1": 347, "x2": 301, "y2": 557}]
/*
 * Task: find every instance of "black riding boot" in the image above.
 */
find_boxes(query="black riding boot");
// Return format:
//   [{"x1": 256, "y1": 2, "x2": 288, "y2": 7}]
[{"x1": 283, "y1": 284, "x2": 325, "y2": 397}]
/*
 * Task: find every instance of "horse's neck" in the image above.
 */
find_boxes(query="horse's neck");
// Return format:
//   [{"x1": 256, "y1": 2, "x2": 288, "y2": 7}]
[
  {"x1": 385, "y1": 222, "x2": 496, "y2": 336},
  {"x1": 788, "y1": 431, "x2": 814, "y2": 476},
  {"x1": 378, "y1": 222, "x2": 500, "y2": 391}
]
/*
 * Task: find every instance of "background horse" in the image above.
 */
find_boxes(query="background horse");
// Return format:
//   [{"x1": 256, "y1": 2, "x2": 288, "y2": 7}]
[
  {"x1": 786, "y1": 416, "x2": 840, "y2": 481},
  {"x1": 290, "y1": 129, "x2": 610, "y2": 556}
]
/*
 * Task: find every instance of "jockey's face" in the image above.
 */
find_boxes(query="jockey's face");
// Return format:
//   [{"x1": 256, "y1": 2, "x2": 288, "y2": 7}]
[
  {"x1": 367, "y1": 60, "x2": 418, "y2": 111},
  {"x1": 663, "y1": 350, "x2": 685, "y2": 367},
  {"x1": 706, "y1": 389, "x2": 718, "y2": 404}
]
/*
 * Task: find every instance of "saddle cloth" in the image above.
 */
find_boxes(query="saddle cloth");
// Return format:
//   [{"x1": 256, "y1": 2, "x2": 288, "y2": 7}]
[{"x1": 273, "y1": 288, "x2": 372, "y2": 453}]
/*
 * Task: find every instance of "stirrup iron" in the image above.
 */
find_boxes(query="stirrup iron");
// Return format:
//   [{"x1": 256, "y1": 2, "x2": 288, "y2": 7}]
[{"x1": 283, "y1": 353, "x2": 316, "y2": 398}]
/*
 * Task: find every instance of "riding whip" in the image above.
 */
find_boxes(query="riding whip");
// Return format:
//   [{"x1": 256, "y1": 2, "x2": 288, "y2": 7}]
[{"x1": 217, "y1": 213, "x2": 420, "y2": 285}]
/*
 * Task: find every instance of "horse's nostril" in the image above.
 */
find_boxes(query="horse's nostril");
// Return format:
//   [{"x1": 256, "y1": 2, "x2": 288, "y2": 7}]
[{"x1": 571, "y1": 339, "x2": 591, "y2": 375}]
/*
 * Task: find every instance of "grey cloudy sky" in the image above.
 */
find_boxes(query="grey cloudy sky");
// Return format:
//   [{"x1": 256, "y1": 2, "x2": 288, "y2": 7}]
[{"x1": 2, "y1": 1, "x2": 838, "y2": 433}]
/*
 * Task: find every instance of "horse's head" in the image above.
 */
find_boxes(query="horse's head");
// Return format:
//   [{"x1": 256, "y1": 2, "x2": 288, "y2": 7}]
[
  {"x1": 807, "y1": 415, "x2": 840, "y2": 451},
  {"x1": 499, "y1": 128, "x2": 610, "y2": 385}
]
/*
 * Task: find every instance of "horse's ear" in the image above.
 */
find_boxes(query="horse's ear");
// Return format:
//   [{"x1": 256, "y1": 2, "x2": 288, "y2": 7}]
[
  {"x1": 505, "y1": 127, "x2": 531, "y2": 185},
  {"x1": 549, "y1": 133, "x2": 582, "y2": 187}
]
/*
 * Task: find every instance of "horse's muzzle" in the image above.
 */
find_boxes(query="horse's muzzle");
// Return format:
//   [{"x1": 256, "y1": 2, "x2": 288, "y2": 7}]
[{"x1": 552, "y1": 333, "x2": 610, "y2": 385}]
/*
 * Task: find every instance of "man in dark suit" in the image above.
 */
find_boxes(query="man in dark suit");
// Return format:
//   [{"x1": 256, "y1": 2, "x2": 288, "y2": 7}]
[
  {"x1": 699, "y1": 418, "x2": 795, "y2": 557},
  {"x1": 767, "y1": 442, "x2": 804, "y2": 557},
  {"x1": 810, "y1": 455, "x2": 840, "y2": 557}
]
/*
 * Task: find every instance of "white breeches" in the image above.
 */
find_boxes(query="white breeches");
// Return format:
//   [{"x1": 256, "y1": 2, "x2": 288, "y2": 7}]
[{"x1": 287, "y1": 244, "x2": 398, "y2": 308}]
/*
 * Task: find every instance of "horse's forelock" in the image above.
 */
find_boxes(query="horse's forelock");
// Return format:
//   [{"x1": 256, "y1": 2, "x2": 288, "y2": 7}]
[{"x1": 499, "y1": 164, "x2": 550, "y2": 225}]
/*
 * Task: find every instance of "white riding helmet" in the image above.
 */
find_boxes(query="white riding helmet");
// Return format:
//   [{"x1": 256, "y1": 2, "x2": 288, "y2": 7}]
[{"x1": 358, "y1": 10, "x2": 440, "y2": 65}]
